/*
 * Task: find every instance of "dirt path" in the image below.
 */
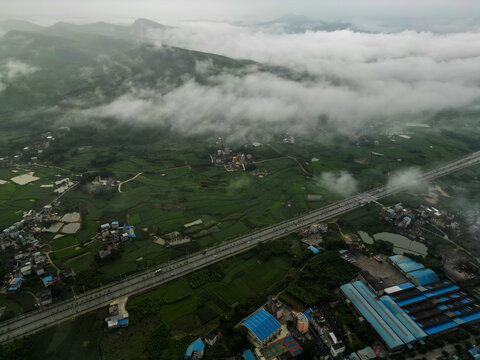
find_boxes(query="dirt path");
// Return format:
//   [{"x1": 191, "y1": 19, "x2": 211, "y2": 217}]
[
  {"x1": 118, "y1": 172, "x2": 142, "y2": 193},
  {"x1": 328, "y1": 221, "x2": 347, "y2": 241},
  {"x1": 286, "y1": 156, "x2": 312, "y2": 176},
  {"x1": 63, "y1": 250, "x2": 93, "y2": 264},
  {"x1": 31, "y1": 163, "x2": 73, "y2": 174},
  {"x1": 51, "y1": 182, "x2": 79, "y2": 203},
  {"x1": 25, "y1": 291, "x2": 40, "y2": 306},
  {"x1": 45, "y1": 251, "x2": 61, "y2": 276}
]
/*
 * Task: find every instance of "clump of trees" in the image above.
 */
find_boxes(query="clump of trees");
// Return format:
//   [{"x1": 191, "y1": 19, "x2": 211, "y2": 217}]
[
  {"x1": 188, "y1": 266, "x2": 224, "y2": 289},
  {"x1": 286, "y1": 251, "x2": 359, "y2": 306},
  {"x1": 142, "y1": 324, "x2": 171, "y2": 360}
]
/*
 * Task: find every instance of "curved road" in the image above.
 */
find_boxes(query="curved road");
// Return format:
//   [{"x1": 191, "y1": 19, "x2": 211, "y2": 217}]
[{"x1": 1, "y1": 151, "x2": 480, "y2": 344}]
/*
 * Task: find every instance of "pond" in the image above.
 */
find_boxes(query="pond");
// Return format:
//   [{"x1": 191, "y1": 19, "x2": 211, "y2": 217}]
[
  {"x1": 357, "y1": 231, "x2": 428, "y2": 257},
  {"x1": 357, "y1": 231, "x2": 374, "y2": 244}
]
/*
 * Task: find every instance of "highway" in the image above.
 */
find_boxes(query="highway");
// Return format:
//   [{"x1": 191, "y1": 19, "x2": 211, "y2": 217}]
[{"x1": 1, "y1": 151, "x2": 480, "y2": 344}]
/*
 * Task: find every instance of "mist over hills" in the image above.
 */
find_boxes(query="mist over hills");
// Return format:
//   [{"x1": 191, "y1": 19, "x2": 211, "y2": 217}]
[
  {"x1": 0, "y1": 17, "x2": 479, "y2": 142},
  {"x1": 257, "y1": 14, "x2": 362, "y2": 33},
  {"x1": 0, "y1": 19, "x2": 274, "y2": 137},
  {"x1": 256, "y1": 14, "x2": 480, "y2": 33}
]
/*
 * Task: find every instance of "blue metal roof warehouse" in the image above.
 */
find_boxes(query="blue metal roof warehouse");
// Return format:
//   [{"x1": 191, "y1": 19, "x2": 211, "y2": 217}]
[
  {"x1": 342, "y1": 256, "x2": 480, "y2": 348},
  {"x1": 407, "y1": 268, "x2": 440, "y2": 286},
  {"x1": 242, "y1": 308, "x2": 281, "y2": 344},
  {"x1": 389, "y1": 255, "x2": 425, "y2": 274},
  {"x1": 380, "y1": 295, "x2": 427, "y2": 342},
  {"x1": 340, "y1": 282, "x2": 405, "y2": 350},
  {"x1": 351, "y1": 282, "x2": 416, "y2": 346}
]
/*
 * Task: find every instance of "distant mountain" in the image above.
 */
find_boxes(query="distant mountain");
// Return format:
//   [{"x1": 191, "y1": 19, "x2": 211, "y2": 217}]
[
  {"x1": 270, "y1": 14, "x2": 312, "y2": 25},
  {"x1": 132, "y1": 18, "x2": 169, "y2": 31},
  {"x1": 0, "y1": 26, "x2": 257, "y2": 129},
  {"x1": 43, "y1": 18, "x2": 169, "y2": 40},
  {"x1": 0, "y1": 19, "x2": 45, "y2": 34},
  {"x1": 0, "y1": 18, "x2": 170, "y2": 41},
  {"x1": 258, "y1": 13, "x2": 362, "y2": 33},
  {"x1": 0, "y1": 18, "x2": 299, "y2": 134},
  {"x1": 44, "y1": 21, "x2": 135, "y2": 40}
]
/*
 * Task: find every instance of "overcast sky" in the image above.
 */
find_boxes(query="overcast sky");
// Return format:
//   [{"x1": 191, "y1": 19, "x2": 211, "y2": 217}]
[{"x1": 1, "y1": 0, "x2": 480, "y2": 24}]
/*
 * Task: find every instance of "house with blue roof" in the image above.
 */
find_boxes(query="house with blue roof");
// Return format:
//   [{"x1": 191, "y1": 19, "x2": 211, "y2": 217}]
[
  {"x1": 8, "y1": 276, "x2": 24, "y2": 291},
  {"x1": 241, "y1": 308, "x2": 282, "y2": 346},
  {"x1": 242, "y1": 349, "x2": 256, "y2": 360},
  {"x1": 185, "y1": 338, "x2": 205, "y2": 359},
  {"x1": 469, "y1": 346, "x2": 480, "y2": 360},
  {"x1": 42, "y1": 275, "x2": 54, "y2": 288},
  {"x1": 308, "y1": 245, "x2": 320, "y2": 254},
  {"x1": 402, "y1": 216, "x2": 412, "y2": 226}
]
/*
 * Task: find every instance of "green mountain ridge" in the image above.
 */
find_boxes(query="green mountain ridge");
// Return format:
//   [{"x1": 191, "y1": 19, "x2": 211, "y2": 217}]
[
  {"x1": 0, "y1": 26, "x2": 258, "y2": 132},
  {"x1": 0, "y1": 18, "x2": 170, "y2": 41}
]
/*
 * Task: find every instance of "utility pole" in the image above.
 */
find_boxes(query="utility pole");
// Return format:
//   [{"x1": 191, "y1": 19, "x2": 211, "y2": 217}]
[{"x1": 71, "y1": 286, "x2": 77, "y2": 315}]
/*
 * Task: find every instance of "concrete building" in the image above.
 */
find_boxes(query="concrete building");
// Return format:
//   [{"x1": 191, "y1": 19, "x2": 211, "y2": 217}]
[
  {"x1": 20, "y1": 261, "x2": 32, "y2": 276},
  {"x1": 204, "y1": 331, "x2": 221, "y2": 346},
  {"x1": 105, "y1": 297, "x2": 129, "y2": 329},
  {"x1": 296, "y1": 312, "x2": 309, "y2": 333},
  {"x1": 38, "y1": 289, "x2": 52, "y2": 306},
  {"x1": 328, "y1": 332, "x2": 345, "y2": 357},
  {"x1": 267, "y1": 295, "x2": 283, "y2": 319}
]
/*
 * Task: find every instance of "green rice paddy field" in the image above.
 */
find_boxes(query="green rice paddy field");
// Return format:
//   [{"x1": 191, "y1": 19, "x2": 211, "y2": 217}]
[
  {"x1": 0, "y1": 165, "x2": 71, "y2": 227},
  {"x1": 1, "y1": 123, "x2": 480, "y2": 320},
  {"x1": 12, "y1": 251, "x2": 292, "y2": 360}
]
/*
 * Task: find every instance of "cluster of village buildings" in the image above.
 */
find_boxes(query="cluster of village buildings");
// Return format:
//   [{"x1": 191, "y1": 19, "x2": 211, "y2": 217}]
[
  {"x1": 380, "y1": 204, "x2": 460, "y2": 240},
  {"x1": 91, "y1": 176, "x2": 119, "y2": 188},
  {"x1": 217, "y1": 295, "x2": 347, "y2": 360},
  {"x1": 0, "y1": 202, "x2": 78, "y2": 301},
  {"x1": 210, "y1": 147, "x2": 252, "y2": 172},
  {"x1": 180, "y1": 293, "x2": 347, "y2": 360},
  {"x1": 96, "y1": 221, "x2": 136, "y2": 260},
  {"x1": 1, "y1": 210, "x2": 138, "y2": 306},
  {"x1": 0, "y1": 127, "x2": 70, "y2": 167}
]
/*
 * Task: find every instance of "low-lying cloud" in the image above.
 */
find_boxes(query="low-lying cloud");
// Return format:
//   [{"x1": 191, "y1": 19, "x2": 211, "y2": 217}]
[
  {"x1": 0, "y1": 59, "x2": 38, "y2": 92},
  {"x1": 75, "y1": 22, "x2": 480, "y2": 139},
  {"x1": 317, "y1": 171, "x2": 358, "y2": 197},
  {"x1": 387, "y1": 167, "x2": 429, "y2": 192}
]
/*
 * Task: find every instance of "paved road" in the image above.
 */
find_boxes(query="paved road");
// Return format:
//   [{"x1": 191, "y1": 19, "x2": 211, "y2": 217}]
[{"x1": 1, "y1": 151, "x2": 480, "y2": 344}]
